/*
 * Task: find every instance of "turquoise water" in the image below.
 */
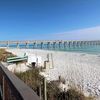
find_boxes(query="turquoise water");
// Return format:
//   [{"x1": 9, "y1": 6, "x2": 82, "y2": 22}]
[
  {"x1": 49, "y1": 45, "x2": 100, "y2": 54},
  {"x1": 0, "y1": 44, "x2": 100, "y2": 54},
  {"x1": 65, "y1": 46, "x2": 100, "y2": 54}
]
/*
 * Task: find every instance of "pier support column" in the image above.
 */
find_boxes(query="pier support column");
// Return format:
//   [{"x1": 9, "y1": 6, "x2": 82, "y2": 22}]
[
  {"x1": 96, "y1": 41, "x2": 99, "y2": 45},
  {"x1": 80, "y1": 41, "x2": 83, "y2": 47},
  {"x1": 93, "y1": 41, "x2": 95, "y2": 45},
  {"x1": 73, "y1": 41, "x2": 76, "y2": 48},
  {"x1": 64, "y1": 42, "x2": 67, "y2": 49},
  {"x1": 78, "y1": 41, "x2": 81, "y2": 48},
  {"x1": 74, "y1": 41, "x2": 77, "y2": 47},
  {"x1": 76, "y1": 41, "x2": 78, "y2": 47},
  {"x1": 68, "y1": 42, "x2": 71, "y2": 48},
  {"x1": 84, "y1": 41, "x2": 86, "y2": 46},
  {"x1": 90, "y1": 41, "x2": 93, "y2": 46},
  {"x1": 88, "y1": 41, "x2": 90, "y2": 46},
  {"x1": 25, "y1": 43, "x2": 28, "y2": 49},
  {"x1": 72, "y1": 41, "x2": 74, "y2": 47},
  {"x1": 59, "y1": 42, "x2": 62, "y2": 49},
  {"x1": 33, "y1": 43, "x2": 36, "y2": 49},
  {"x1": 47, "y1": 42, "x2": 50, "y2": 49},
  {"x1": 7, "y1": 41, "x2": 9, "y2": 48},
  {"x1": 86, "y1": 41, "x2": 88, "y2": 46},
  {"x1": 86, "y1": 41, "x2": 89, "y2": 46},
  {"x1": 40, "y1": 42, "x2": 43, "y2": 49},
  {"x1": 71, "y1": 41, "x2": 74, "y2": 47},
  {"x1": 17, "y1": 43, "x2": 19, "y2": 48},
  {"x1": 98, "y1": 41, "x2": 100, "y2": 45},
  {"x1": 76, "y1": 41, "x2": 80, "y2": 47},
  {"x1": 53, "y1": 42, "x2": 56, "y2": 49},
  {"x1": 96, "y1": 41, "x2": 98, "y2": 45}
]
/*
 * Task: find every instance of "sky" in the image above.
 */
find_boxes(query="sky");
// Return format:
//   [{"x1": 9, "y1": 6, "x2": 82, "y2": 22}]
[{"x1": 0, "y1": 0, "x2": 100, "y2": 40}]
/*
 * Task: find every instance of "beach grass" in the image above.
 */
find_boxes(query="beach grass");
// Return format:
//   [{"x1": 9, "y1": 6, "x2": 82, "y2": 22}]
[{"x1": 15, "y1": 68, "x2": 94, "y2": 100}]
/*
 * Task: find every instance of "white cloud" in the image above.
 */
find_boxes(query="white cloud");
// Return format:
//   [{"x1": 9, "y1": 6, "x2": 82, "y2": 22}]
[
  {"x1": 3, "y1": 26, "x2": 99, "y2": 40},
  {"x1": 55, "y1": 26, "x2": 100, "y2": 40}
]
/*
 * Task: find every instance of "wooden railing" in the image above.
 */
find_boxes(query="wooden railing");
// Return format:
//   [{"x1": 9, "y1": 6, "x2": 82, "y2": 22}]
[{"x1": 0, "y1": 63, "x2": 40, "y2": 100}]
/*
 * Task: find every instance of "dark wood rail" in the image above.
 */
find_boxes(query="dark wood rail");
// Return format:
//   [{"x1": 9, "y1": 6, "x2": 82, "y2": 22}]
[{"x1": 0, "y1": 63, "x2": 40, "y2": 100}]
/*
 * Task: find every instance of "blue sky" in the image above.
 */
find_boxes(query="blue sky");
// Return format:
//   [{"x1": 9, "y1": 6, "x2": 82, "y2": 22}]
[{"x1": 0, "y1": 0, "x2": 100, "y2": 40}]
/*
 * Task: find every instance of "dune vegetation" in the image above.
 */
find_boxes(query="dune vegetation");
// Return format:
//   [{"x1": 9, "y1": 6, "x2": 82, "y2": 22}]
[
  {"x1": 15, "y1": 68, "x2": 94, "y2": 100},
  {"x1": 0, "y1": 49, "x2": 16, "y2": 62}
]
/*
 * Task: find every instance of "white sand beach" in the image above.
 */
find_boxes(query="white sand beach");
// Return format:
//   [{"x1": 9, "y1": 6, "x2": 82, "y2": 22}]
[{"x1": 6, "y1": 48, "x2": 100, "y2": 98}]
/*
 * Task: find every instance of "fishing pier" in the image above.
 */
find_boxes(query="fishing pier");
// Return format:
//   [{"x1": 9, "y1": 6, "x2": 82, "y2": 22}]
[{"x1": 0, "y1": 40, "x2": 100, "y2": 49}]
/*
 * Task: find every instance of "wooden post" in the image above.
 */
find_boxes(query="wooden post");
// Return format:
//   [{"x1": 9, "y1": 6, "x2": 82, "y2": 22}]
[
  {"x1": 43, "y1": 77, "x2": 47, "y2": 100},
  {"x1": 39, "y1": 84, "x2": 42, "y2": 100},
  {"x1": 3, "y1": 76, "x2": 5, "y2": 100}
]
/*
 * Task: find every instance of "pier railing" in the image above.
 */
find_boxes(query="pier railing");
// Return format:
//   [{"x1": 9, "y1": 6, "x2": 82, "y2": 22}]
[{"x1": 0, "y1": 63, "x2": 40, "y2": 100}]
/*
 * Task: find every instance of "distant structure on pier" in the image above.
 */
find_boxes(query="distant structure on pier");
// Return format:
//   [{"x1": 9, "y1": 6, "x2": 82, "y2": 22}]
[{"x1": 0, "y1": 40, "x2": 100, "y2": 49}]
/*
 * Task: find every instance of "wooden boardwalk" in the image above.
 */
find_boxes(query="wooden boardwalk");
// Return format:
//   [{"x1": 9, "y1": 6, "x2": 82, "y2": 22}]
[{"x1": 0, "y1": 63, "x2": 40, "y2": 100}]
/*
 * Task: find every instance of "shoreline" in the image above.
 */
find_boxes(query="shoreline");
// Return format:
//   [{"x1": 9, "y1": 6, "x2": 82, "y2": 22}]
[{"x1": 0, "y1": 46, "x2": 100, "y2": 55}]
